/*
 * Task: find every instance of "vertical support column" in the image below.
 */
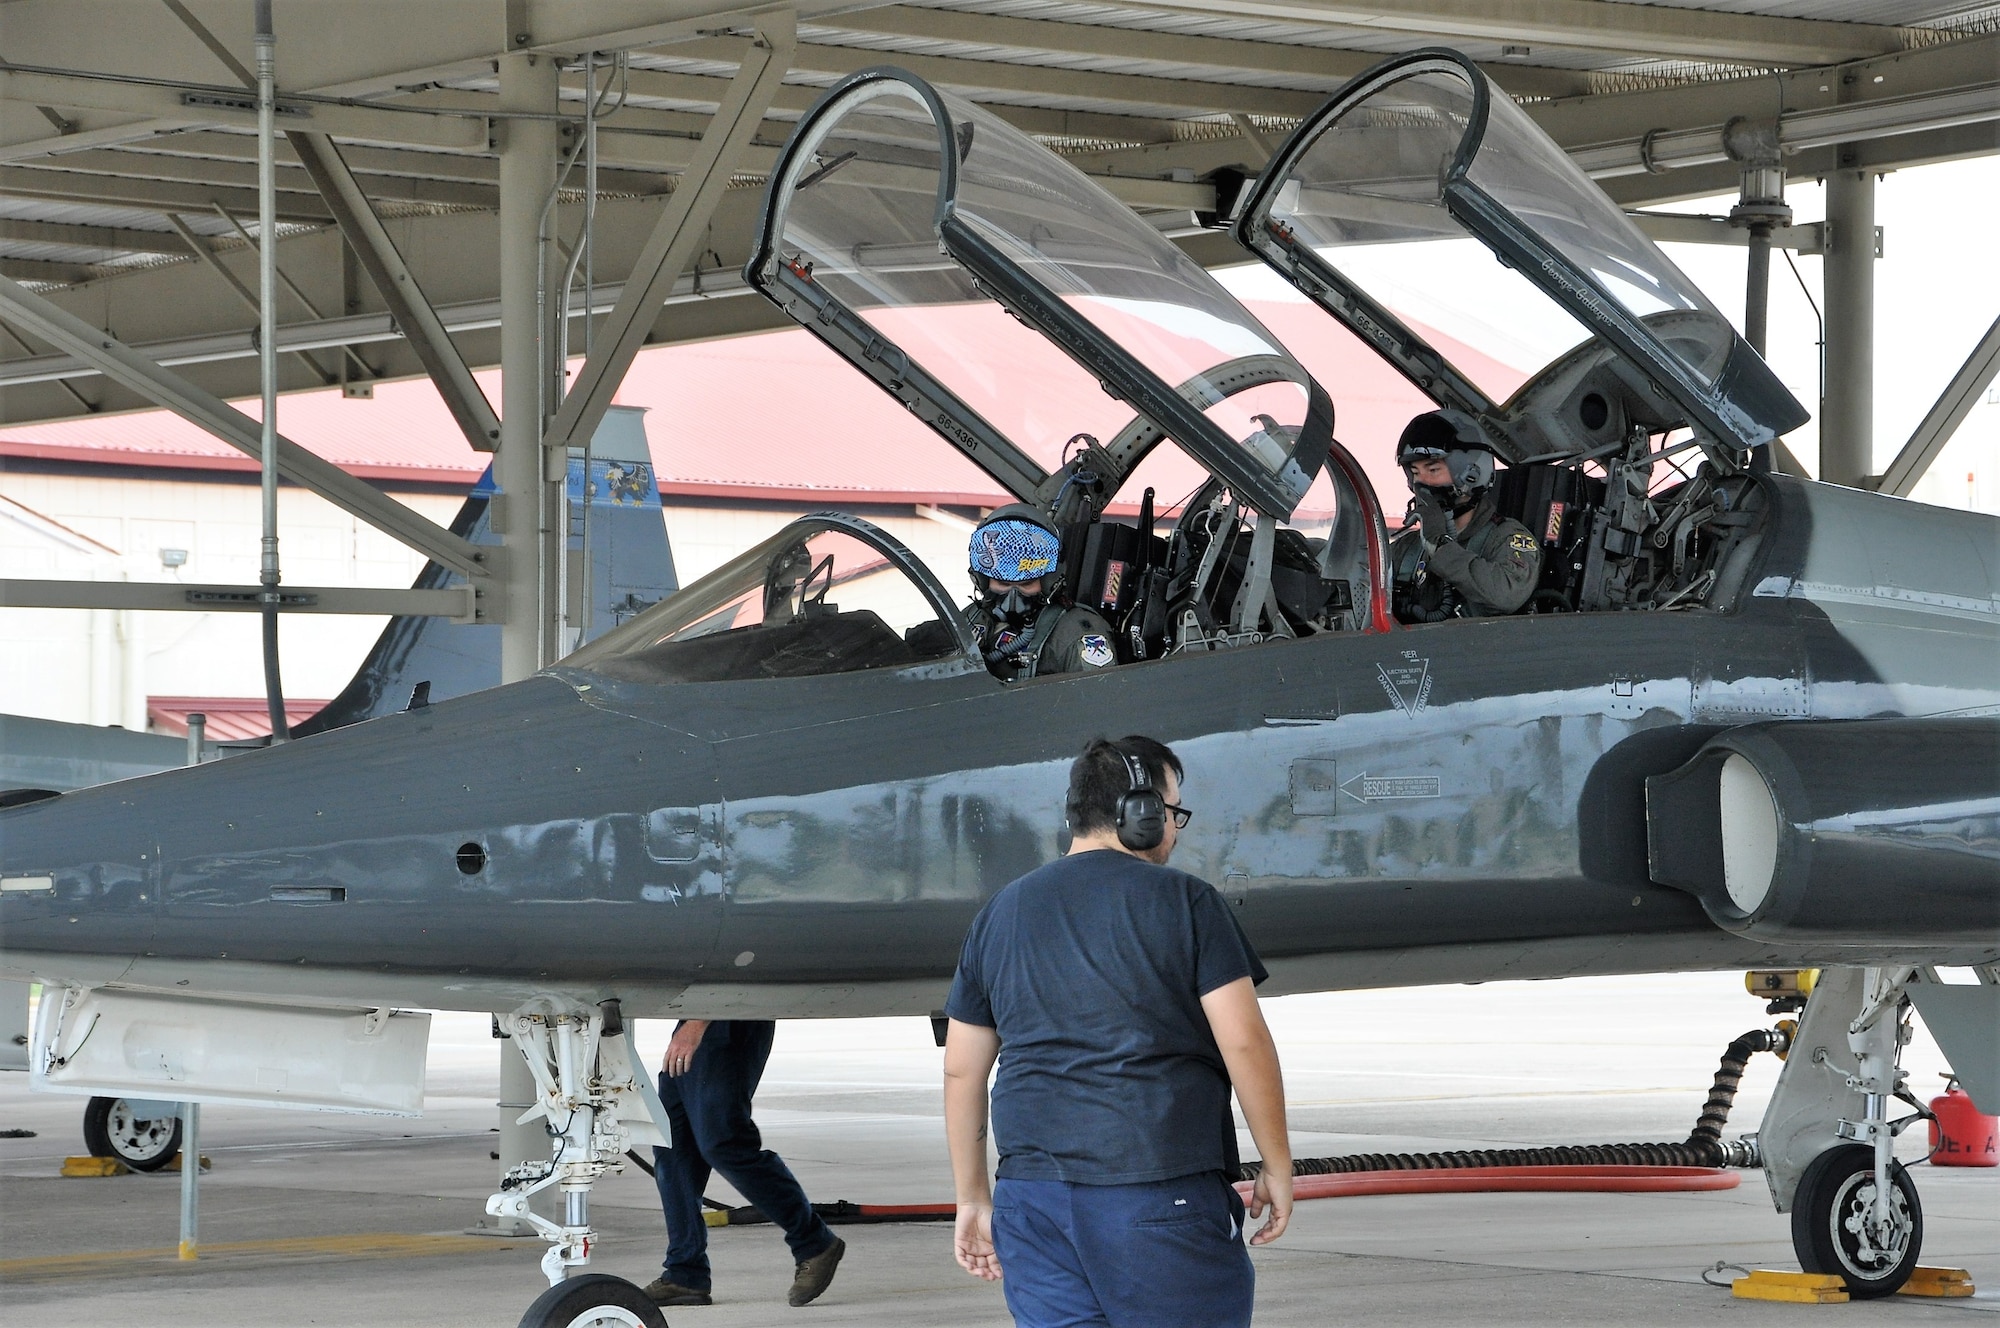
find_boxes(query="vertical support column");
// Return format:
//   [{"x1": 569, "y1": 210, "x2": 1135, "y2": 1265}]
[
  {"x1": 118, "y1": 610, "x2": 146, "y2": 733},
  {"x1": 178, "y1": 724, "x2": 202, "y2": 1256},
  {"x1": 497, "y1": 51, "x2": 558, "y2": 684},
  {"x1": 1822, "y1": 163, "x2": 1876, "y2": 488},
  {"x1": 492, "y1": 50, "x2": 558, "y2": 1235},
  {"x1": 178, "y1": 1103, "x2": 200, "y2": 1258}
]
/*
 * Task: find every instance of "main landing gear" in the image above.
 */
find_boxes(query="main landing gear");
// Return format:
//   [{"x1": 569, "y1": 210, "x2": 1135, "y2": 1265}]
[
  {"x1": 488, "y1": 998, "x2": 672, "y2": 1328},
  {"x1": 82, "y1": 1095, "x2": 182, "y2": 1172},
  {"x1": 1766, "y1": 967, "x2": 1930, "y2": 1298}
]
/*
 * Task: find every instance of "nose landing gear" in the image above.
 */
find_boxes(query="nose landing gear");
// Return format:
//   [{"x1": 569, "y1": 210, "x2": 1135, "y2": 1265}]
[
  {"x1": 489, "y1": 999, "x2": 672, "y2": 1328},
  {"x1": 1769, "y1": 966, "x2": 1932, "y2": 1298},
  {"x1": 516, "y1": 1273, "x2": 666, "y2": 1328},
  {"x1": 1792, "y1": 1143, "x2": 1923, "y2": 1297}
]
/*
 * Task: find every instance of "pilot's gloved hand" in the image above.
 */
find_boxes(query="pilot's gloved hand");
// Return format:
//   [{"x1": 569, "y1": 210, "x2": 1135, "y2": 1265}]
[{"x1": 1411, "y1": 489, "x2": 1454, "y2": 546}]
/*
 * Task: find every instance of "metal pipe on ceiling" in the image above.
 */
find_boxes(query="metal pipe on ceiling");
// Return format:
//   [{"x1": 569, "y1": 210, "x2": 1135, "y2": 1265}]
[
  {"x1": 1574, "y1": 84, "x2": 2000, "y2": 179},
  {"x1": 254, "y1": 0, "x2": 288, "y2": 743}
]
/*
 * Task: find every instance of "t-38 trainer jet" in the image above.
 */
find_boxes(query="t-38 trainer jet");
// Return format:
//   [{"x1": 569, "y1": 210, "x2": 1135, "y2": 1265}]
[{"x1": 3, "y1": 52, "x2": 1994, "y2": 1327}]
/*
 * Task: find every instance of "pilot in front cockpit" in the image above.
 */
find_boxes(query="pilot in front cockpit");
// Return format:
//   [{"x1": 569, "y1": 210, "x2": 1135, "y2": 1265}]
[
  {"x1": 962, "y1": 506, "x2": 1116, "y2": 681},
  {"x1": 1389, "y1": 411, "x2": 1541, "y2": 623}
]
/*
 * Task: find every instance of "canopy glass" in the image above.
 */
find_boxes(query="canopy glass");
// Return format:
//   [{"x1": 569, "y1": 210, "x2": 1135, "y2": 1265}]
[
  {"x1": 749, "y1": 71, "x2": 1331, "y2": 519},
  {"x1": 1236, "y1": 50, "x2": 1807, "y2": 466}
]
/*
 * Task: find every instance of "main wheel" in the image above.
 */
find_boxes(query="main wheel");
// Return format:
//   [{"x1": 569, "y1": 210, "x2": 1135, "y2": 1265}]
[
  {"x1": 1790, "y1": 1143, "x2": 1923, "y2": 1298},
  {"x1": 516, "y1": 1274, "x2": 668, "y2": 1328},
  {"x1": 82, "y1": 1096, "x2": 182, "y2": 1172}
]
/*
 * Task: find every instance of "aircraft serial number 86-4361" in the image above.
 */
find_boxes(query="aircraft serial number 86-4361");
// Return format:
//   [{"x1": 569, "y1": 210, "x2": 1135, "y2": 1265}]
[{"x1": 3, "y1": 51, "x2": 1994, "y2": 1325}]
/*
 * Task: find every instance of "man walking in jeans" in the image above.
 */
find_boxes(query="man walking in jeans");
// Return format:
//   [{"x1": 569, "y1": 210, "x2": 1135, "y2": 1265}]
[
  {"x1": 943, "y1": 735, "x2": 1293, "y2": 1327},
  {"x1": 642, "y1": 1019, "x2": 845, "y2": 1308}
]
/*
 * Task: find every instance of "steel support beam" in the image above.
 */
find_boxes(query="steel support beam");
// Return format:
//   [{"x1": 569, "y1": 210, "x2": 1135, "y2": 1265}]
[
  {"x1": 0, "y1": 257, "x2": 104, "y2": 285},
  {"x1": 120, "y1": 130, "x2": 670, "y2": 199},
  {"x1": 289, "y1": 131, "x2": 502, "y2": 452},
  {"x1": 543, "y1": 13, "x2": 796, "y2": 457},
  {"x1": 0, "y1": 163, "x2": 332, "y2": 221},
  {"x1": 813, "y1": 6, "x2": 1596, "y2": 100},
  {"x1": 683, "y1": 33, "x2": 1323, "y2": 118},
  {"x1": 164, "y1": 213, "x2": 339, "y2": 385},
  {"x1": 14, "y1": 145, "x2": 504, "y2": 212},
  {"x1": 0, "y1": 218, "x2": 190, "y2": 254},
  {"x1": 0, "y1": 580, "x2": 477, "y2": 619},
  {"x1": 0, "y1": 119, "x2": 197, "y2": 165},
  {"x1": 1626, "y1": 212, "x2": 1823, "y2": 255},
  {"x1": 0, "y1": 275, "x2": 757, "y2": 388},
  {"x1": 0, "y1": 66, "x2": 488, "y2": 150},
  {"x1": 1822, "y1": 164, "x2": 1876, "y2": 489},
  {"x1": 0, "y1": 272, "x2": 489, "y2": 581},
  {"x1": 1879, "y1": 313, "x2": 2000, "y2": 498},
  {"x1": 1077, "y1": 0, "x2": 1906, "y2": 65}
]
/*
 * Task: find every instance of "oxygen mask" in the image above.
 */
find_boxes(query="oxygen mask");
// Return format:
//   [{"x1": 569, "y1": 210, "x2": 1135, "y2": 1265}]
[{"x1": 980, "y1": 579, "x2": 1045, "y2": 627}]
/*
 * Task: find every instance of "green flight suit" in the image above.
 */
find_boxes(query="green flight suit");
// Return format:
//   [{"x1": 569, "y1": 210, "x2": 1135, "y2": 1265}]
[
  {"x1": 1390, "y1": 490, "x2": 1541, "y2": 622},
  {"x1": 964, "y1": 601, "x2": 1118, "y2": 681}
]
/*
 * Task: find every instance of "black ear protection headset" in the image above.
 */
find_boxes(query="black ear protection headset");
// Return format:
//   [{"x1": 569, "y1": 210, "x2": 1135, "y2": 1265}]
[{"x1": 1114, "y1": 751, "x2": 1167, "y2": 852}]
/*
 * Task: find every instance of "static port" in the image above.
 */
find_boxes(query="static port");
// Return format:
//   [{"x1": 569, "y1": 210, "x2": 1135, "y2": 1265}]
[{"x1": 456, "y1": 842, "x2": 487, "y2": 875}]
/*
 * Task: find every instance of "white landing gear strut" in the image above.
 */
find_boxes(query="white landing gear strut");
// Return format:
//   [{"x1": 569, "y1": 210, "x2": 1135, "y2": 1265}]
[{"x1": 486, "y1": 998, "x2": 675, "y2": 1328}]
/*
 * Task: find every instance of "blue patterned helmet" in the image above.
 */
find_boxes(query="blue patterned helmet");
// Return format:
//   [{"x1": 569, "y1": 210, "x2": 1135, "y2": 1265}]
[{"x1": 969, "y1": 507, "x2": 1061, "y2": 585}]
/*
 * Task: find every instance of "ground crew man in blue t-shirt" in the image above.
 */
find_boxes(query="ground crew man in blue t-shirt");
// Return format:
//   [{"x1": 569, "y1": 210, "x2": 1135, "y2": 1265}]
[{"x1": 942, "y1": 735, "x2": 1294, "y2": 1327}]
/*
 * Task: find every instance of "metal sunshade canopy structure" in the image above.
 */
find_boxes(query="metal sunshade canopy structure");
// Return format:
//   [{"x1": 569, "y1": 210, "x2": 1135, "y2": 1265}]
[
  {"x1": 0, "y1": 0, "x2": 1995, "y2": 643},
  {"x1": 0, "y1": 1, "x2": 1993, "y2": 423}
]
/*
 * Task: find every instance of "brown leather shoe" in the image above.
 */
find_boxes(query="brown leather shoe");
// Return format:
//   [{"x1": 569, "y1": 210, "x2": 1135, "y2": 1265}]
[
  {"x1": 787, "y1": 1235, "x2": 846, "y2": 1307},
  {"x1": 641, "y1": 1277, "x2": 714, "y2": 1306}
]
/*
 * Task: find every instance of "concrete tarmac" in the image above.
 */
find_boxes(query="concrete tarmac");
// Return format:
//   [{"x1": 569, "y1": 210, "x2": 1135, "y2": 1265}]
[{"x1": 2, "y1": 972, "x2": 1994, "y2": 1325}]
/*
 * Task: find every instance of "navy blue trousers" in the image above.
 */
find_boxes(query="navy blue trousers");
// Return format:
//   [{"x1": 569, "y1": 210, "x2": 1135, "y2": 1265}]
[
  {"x1": 991, "y1": 1172, "x2": 1253, "y2": 1328},
  {"x1": 652, "y1": 1020, "x2": 833, "y2": 1291}
]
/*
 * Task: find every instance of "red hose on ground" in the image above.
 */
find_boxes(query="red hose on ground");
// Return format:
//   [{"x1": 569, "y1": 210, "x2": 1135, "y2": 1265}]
[
  {"x1": 717, "y1": 1166, "x2": 1738, "y2": 1226},
  {"x1": 1235, "y1": 1164, "x2": 1740, "y2": 1204}
]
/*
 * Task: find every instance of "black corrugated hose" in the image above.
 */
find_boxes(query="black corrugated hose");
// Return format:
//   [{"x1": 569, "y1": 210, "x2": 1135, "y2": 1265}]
[
  {"x1": 1240, "y1": 1027, "x2": 1780, "y2": 1180},
  {"x1": 628, "y1": 1028, "x2": 1783, "y2": 1223}
]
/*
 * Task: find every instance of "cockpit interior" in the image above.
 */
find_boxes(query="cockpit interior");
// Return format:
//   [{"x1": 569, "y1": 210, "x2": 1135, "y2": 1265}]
[{"x1": 567, "y1": 53, "x2": 1813, "y2": 686}]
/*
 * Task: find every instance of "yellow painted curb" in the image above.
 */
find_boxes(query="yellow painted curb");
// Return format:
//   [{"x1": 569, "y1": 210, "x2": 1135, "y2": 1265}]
[
  {"x1": 1900, "y1": 1267, "x2": 1975, "y2": 1298},
  {"x1": 1732, "y1": 1270, "x2": 1849, "y2": 1304},
  {"x1": 60, "y1": 1156, "x2": 128, "y2": 1177}
]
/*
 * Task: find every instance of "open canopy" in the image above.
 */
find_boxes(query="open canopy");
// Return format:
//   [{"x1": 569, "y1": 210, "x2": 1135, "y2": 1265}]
[
  {"x1": 747, "y1": 68, "x2": 1333, "y2": 521},
  {"x1": 1234, "y1": 49, "x2": 1809, "y2": 472}
]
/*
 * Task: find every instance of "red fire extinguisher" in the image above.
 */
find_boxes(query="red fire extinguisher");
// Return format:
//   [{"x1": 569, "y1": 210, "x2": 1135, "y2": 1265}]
[{"x1": 1930, "y1": 1075, "x2": 1999, "y2": 1167}]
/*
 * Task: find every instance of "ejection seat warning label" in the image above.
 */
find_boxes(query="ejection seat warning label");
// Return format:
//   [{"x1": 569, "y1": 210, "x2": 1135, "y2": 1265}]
[{"x1": 1377, "y1": 652, "x2": 1431, "y2": 716}]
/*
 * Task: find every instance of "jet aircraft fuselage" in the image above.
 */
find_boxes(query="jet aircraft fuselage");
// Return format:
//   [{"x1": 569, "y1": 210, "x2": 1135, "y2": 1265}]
[{"x1": 4, "y1": 475, "x2": 1993, "y2": 1019}]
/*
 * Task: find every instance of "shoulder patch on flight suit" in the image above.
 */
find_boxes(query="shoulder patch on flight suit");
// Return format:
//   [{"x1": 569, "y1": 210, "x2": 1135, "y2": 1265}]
[
  {"x1": 1078, "y1": 634, "x2": 1114, "y2": 668},
  {"x1": 1507, "y1": 531, "x2": 1537, "y2": 556}
]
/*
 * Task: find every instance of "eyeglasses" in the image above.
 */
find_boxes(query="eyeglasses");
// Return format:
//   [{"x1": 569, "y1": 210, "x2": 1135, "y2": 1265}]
[{"x1": 1163, "y1": 803, "x2": 1192, "y2": 829}]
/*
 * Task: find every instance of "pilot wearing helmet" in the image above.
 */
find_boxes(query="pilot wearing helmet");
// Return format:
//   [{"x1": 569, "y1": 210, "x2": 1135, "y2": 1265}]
[
  {"x1": 963, "y1": 505, "x2": 1117, "y2": 682},
  {"x1": 1389, "y1": 410, "x2": 1541, "y2": 623}
]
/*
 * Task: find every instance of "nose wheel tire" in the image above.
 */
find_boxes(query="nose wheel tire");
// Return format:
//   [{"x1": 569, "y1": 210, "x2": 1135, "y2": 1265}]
[
  {"x1": 82, "y1": 1096, "x2": 182, "y2": 1172},
  {"x1": 517, "y1": 1274, "x2": 668, "y2": 1328},
  {"x1": 1790, "y1": 1143, "x2": 1923, "y2": 1299}
]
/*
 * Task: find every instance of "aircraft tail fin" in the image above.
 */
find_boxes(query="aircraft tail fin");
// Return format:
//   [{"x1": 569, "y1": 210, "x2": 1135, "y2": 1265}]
[{"x1": 293, "y1": 406, "x2": 675, "y2": 737}]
